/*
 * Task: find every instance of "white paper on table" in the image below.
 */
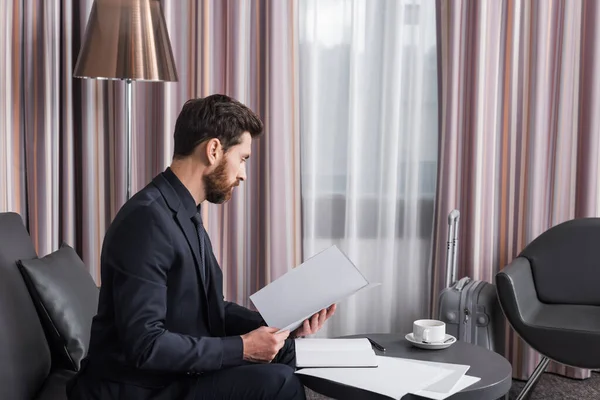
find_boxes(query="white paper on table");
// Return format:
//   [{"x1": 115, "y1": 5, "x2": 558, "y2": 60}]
[
  {"x1": 249, "y1": 245, "x2": 380, "y2": 332},
  {"x1": 403, "y1": 360, "x2": 470, "y2": 393},
  {"x1": 295, "y1": 356, "x2": 454, "y2": 400},
  {"x1": 295, "y1": 338, "x2": 378, "y2": 368},
  {"x1": 413, "y1": 375, "x2": 481, "y2": 400}
]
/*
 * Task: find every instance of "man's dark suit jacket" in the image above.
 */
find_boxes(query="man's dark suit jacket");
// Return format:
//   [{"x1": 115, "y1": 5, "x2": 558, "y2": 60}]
[{"x1": 69, "y1": 168, "x2": 265, "y2": 399}]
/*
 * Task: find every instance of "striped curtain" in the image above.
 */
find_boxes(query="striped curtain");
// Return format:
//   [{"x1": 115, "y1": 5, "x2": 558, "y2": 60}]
[
  {"x1": 433, "y1": 0, "x2": 600, "y2": 380},
  {"x1": 0, "y1": 0, "x2": 300, "y2": 308}
]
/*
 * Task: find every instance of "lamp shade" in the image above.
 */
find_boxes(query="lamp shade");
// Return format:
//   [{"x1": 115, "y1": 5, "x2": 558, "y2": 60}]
[{"x1": 74, "y1": 0, "x2": 178, "y2": 81}]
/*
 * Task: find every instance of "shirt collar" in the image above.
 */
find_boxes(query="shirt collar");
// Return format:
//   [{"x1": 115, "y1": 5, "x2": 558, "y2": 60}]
[{"x1": 163, "y1": 167, "x2": 199, "y2": 218}]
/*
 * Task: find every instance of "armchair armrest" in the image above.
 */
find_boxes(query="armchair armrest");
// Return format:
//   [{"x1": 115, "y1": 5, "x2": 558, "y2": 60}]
[{"x1": 495, "y1": 257, "x2": 541, "y2": 325}]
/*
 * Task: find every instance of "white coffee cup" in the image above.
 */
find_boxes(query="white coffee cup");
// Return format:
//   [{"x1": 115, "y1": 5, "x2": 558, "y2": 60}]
[{"x1": 413, "y1": 319, "x2": 446, "y2": 343}]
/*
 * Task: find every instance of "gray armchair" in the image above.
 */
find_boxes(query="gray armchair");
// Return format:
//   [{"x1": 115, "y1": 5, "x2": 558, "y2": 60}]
[{"x1": 495, "y1": 218, "x2": 600, "y2": 400}]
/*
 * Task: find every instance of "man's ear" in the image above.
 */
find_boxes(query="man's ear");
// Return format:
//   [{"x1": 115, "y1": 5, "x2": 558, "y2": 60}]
[{"x1": 205, "y1": 138, "x2": 222, "y2": 166}]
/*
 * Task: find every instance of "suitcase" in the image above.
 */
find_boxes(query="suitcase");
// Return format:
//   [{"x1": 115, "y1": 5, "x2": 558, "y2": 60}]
[{"x1": 437, "y1": 210, "x2": 505, "y2": 355}]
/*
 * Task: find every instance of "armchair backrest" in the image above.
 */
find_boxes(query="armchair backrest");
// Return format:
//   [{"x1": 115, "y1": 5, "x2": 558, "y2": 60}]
[{"x1": 520, "y1": 218, "x2": 600, "y2": 306}]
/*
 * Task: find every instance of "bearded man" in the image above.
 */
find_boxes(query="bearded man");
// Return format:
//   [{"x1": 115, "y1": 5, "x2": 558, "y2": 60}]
[{"x1": 67, "y1": 94, "x2": 335, "y2": 400}]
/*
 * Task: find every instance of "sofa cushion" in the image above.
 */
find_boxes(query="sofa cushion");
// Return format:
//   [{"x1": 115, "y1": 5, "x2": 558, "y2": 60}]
[
  {"x1": 18, "y1": 243, "x2": 99, "y2": 371},
  {"x1": 0, "y1": 212, "x2": 51, "y2": 400}
]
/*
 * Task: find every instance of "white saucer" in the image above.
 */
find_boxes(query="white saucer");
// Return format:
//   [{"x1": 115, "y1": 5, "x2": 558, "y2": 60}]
[{"x1": 405, "y1": 333, "x2": 456, "y2": 350}]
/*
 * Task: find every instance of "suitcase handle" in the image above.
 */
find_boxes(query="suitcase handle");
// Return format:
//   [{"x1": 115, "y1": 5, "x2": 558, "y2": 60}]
[
  {"x1": 445, "y1": 209, "x2": 460, "y2": 287},
  {"x1": 454, "y1": 276, "x2": 470, "y2": 291}
]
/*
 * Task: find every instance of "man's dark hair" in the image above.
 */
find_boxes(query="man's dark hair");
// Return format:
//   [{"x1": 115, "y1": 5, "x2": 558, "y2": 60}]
[{"x1": 173, "y1": 94, "x2": 264, "y2": 158}]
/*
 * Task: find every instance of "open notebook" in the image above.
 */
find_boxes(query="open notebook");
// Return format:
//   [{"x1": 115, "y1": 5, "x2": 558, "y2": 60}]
[
  {"x1": 249, "y1": 245, "x2": 380, "y2": 332},
  {"x1": 295, "y1": 338, "x2": 378, "y2": 368}
]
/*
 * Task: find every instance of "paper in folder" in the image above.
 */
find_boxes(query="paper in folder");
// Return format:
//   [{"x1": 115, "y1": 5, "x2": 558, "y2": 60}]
[{"x1": 249, "y1": 245, "x2": 380, "y2": 333}]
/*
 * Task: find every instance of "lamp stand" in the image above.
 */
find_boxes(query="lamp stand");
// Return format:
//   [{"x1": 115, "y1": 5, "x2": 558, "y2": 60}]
[
  {"x1": 125, "y1": 79, "x2": 132, "y2": 200},
  {"x1": 73, "y1": 0, "x2": 178, "y2": 202}
]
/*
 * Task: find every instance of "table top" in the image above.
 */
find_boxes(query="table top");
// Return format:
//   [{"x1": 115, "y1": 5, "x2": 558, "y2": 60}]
[{"x1": 298, "y1": 333, "x2": 512, "y2": 400}]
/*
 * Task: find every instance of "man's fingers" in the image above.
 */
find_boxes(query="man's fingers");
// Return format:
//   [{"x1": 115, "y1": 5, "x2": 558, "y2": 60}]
[
  {"x1": 296, "y1": 319, "x2": 310, "y2": 337},
  {"x1": 276, "y1": 329, "x2": 290, "y2": 339},
  {"x1": 295, "y1": 306, "x2": 336, "y2": 337},
  {"x1": 263, "y1": 326, "x2": 280, "y2": 333},
  {"x1": 310, "y1": 313, "x2": 319, "y2": 330},
  {"x1": 318, "y1": 309, "x2": 327, "y2": 327},
  {"x1": 327, "y1": 304, "x2": 337, "y2": 317}
]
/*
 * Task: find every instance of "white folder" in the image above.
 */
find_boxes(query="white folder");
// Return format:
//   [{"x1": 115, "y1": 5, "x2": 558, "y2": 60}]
[{"x1": 249, "y1": 245, "x2": 380, "y2": 332}]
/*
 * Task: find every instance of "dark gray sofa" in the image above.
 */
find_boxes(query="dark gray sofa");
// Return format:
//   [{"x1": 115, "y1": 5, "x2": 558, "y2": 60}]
[{"x1": 0, "y1": 212, "x2": 98, "y2": 399}]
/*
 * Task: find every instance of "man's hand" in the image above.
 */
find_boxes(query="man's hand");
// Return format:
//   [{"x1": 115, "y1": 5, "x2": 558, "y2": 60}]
[
  {"x1": 241, "y1": 326, "x2": 290, "y2": 363},
  {"x1": 292, "y1": 304, "x2": 337, "y2": 338}
]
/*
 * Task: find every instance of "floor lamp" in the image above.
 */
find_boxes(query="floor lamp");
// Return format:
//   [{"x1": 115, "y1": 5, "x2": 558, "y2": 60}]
[{"x1": 73, "y1": 0, "x2": 178, "y2": 200}]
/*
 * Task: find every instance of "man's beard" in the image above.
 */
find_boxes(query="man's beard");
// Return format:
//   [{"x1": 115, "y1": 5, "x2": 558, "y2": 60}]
[{"x1": 204, "y1": 159, "x2": 237, "y2": 204}]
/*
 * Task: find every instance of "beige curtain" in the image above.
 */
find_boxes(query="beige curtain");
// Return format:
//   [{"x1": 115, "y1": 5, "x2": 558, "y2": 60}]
[
  {"x1": 433, "y1": 0, "x2": 600, "y2": 380},
  {"x1": 0, "y1": 0, "x2": 301, "y2": 309}
]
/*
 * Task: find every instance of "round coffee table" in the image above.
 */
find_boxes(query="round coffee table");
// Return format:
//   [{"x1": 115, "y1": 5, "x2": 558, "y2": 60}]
[{"x1": 299, "y1": 333, "x2": 512, "y2": 400}]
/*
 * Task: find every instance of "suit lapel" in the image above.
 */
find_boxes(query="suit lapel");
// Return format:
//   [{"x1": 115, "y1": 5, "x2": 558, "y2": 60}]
[
  {"x1": 152, "y1": 174, "x2": 209, "y2": 304},
  {"x1": 152, "y1": 172, "x2": 226, "y2": 336}
]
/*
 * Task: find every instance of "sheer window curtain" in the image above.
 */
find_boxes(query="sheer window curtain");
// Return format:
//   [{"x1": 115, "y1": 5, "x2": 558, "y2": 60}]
[{"x1": 299, "y1": 0, "x2": 438, "y2": 337}]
